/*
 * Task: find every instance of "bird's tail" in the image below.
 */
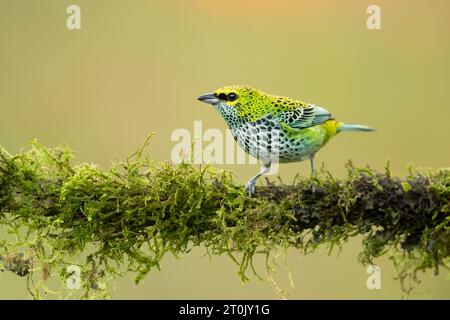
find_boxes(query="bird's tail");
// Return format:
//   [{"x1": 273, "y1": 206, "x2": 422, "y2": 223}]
[{"x1": 337, "y1": 123, "x2": 375, "y2": 132}]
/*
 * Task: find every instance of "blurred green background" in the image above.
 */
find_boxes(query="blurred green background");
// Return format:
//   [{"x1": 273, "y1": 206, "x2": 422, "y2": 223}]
[{"x1": 0, "y1": 0, "x2": 449, "y2": 299}]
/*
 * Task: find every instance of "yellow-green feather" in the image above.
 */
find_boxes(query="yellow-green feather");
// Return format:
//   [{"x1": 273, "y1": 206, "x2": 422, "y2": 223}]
[{"x1": 213, "y1": 85, "x2": 308, "y2": 122}]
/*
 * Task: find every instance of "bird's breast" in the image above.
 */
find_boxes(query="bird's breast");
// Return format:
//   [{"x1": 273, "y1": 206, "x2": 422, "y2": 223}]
[{"x1": 230, "y1": 121, "x2": 330, "y2": 163}]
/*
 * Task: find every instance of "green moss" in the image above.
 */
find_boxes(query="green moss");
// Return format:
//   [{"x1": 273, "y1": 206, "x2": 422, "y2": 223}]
[{"x1": 0, "y1": 139, "x2": 449, "y2": 299}]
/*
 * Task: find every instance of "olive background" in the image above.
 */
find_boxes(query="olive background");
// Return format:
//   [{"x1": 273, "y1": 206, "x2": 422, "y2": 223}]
[{"x1": 0, "y1": 0, "x2": 449, "y2": 299}]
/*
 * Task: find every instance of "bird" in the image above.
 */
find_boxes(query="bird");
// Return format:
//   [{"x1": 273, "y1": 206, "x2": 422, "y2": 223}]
[{"x1": 197, "y1": 85, "x2": 375, "y2": 196}]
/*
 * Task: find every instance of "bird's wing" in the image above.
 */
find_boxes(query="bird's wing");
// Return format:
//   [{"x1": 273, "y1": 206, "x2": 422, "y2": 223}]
[{"x1": 272, "y1": 104, "x2": 332, "y2": 129}]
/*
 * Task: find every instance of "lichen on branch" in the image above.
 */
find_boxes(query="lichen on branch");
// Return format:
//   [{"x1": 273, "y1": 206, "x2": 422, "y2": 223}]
[{"x1": 0, "y1": 138, "x2": 449, "y2": 298}]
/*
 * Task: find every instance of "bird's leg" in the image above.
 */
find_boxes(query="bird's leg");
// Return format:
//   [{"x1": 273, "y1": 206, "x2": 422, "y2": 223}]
[
  {"x1": 308, "y1": 154, "x2": 316, "y2": 192},
  {"x1": 310, "y1": 155, "x2": 316, "y2": 174},
  {"x1": 245, "y1": 162, "x2": 271, "y2": 197}
]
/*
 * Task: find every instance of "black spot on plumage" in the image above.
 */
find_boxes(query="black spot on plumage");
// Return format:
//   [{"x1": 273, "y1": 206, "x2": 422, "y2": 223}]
[{"x1": 217, "y1": 93, "x2": 227, "y2": 101}]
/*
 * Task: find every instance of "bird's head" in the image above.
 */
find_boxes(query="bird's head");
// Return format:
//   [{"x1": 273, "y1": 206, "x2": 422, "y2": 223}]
[
  {"x1": 198, "y1": 85, "x2": 275, "y2": 124},
  {"x1": 197, "y1": 85, "x2": 261, "y2": 108}
]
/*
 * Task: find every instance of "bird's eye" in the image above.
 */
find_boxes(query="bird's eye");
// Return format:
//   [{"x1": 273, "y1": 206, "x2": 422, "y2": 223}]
[
  {"x1": 228, "y1": 92, "x2": 238, "y2": 102},
  {"x1": 217, "y1": 93, "x2": 227, "y2": 101}
]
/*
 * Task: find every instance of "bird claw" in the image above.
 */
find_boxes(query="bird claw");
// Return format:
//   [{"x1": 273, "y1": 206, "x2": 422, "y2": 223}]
[
  {"x1": 308, "y1": 181, "x2": 316, "y2": 192},
  {"x1": 245, "y1": 180, "x2": 256, "y2": 197}
]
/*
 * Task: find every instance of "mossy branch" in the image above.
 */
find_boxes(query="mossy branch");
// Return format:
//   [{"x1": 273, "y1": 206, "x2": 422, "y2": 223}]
[{"x1": 0, "y1": 139, "x2": 449, "y2": 298}]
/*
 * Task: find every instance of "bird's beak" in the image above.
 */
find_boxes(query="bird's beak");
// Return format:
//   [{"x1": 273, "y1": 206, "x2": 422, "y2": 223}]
[{"x1": 197, "y1": 93, "x2": 220, "y2": 105}]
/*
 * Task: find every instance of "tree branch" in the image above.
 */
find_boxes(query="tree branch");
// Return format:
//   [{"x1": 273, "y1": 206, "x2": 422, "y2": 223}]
[{"x1": 0, "y1": 140, "x2": 449, "y2": 298}]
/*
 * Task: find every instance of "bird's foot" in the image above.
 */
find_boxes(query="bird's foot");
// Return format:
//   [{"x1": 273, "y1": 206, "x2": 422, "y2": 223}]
[
  {"x1": 307, "y1": 180, "x2": 316, "y2": 193},
  {"x1": 244, "y1": 179, "x2": 256, "y2": 197}
]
